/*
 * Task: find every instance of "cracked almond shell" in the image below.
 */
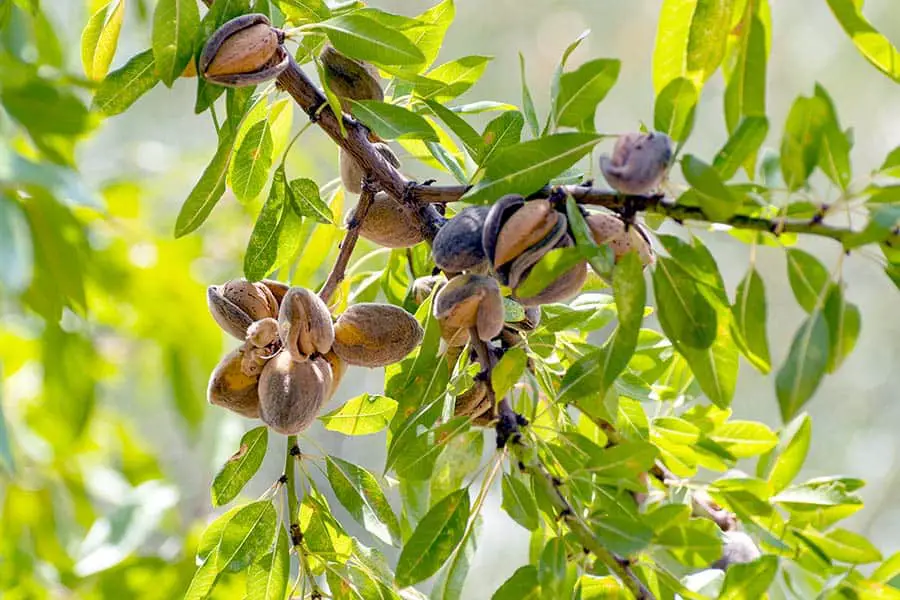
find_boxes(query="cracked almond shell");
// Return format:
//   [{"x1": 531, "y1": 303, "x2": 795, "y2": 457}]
[
  {"x1": 434, "y1": 274, "x2": 504, "y2": 342},
  {"x1": 258, "y1": 351, "x2": 333, "y2": 435},
  {"x1": 278, "y1": 287, "x2": 335, "y2": 362},
  {"x1": 200, "y1": 14, "x2": 289, "y2": 87},
  {"x1": 208, "y1": 279, "x2": 280, "y2": 340},
  {"x1": 332, "y1": 303, "x2": 424, "y2": 367}
]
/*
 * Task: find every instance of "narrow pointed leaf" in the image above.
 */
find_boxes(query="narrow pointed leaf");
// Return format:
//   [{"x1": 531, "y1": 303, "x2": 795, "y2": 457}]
[
  {"x1": 776, "y1": 312, "x2": 830, "y2": 422},
  {"x1": 326, "y1": 456, "x2": 401, "y2": 545},
  {"x1": 152, "y1": 0, "x2": 200, "y2": 87},
  {"x1": 211, "y1": 427, "x2": 268, "y2": 507}
]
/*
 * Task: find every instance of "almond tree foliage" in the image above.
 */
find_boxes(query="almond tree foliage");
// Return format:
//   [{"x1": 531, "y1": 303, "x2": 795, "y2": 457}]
[{"x1": 2, "y1": 0, "x2": 900, "y2": 599}]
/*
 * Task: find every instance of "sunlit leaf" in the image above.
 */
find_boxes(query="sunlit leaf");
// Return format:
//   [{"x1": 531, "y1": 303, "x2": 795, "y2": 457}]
[
  {"x1": 785, "y1": 249, "x2": 830, "y2": 313},
  {"x1": 492, "y1": 565, "x2": 540, "y2": 600},
  {"x1": 308, "y1": 14, "x2": 425, "y2": 66},
  {"x1": 767, "y1": 413, "x2": 811, "y2": 494},
  {"x1": 81, "y1": 0, "x2": 126, "y2": 81},
  {"x1": 320, "y1": 393, "x2": 398, "y2": 435},
  {"x1": 826, "y1": 0, "x2": 900, "y2": 83},
  {"x1": 501, "y1": 474, "x2": 538, "y2": 531},
  {"x1": 211, "y1": 427, "x2": 268, "y2": 507},
  {"x1": 555, "y1": 58, "x2": 620, "y2": 130},
  {"x1": 681, "y1": 154, "x2": 739, "y2": 221},
  {"x1": 244, "y1": 171, "x2": 285, "y2": 280},
  {"x1": 719, "y1": 555, "x2": 778, "y2": 599},
  {"x1": 713, "y1": 116, "x2": 768, "y2": 180},
  {"x1": 288, "y1": 178, "x2": 334, "y2": 224},
  {"x1": 463, "y1": 133, "x2": 602, "y2": 204},
  {"x1": 479, "y1": 110, "x2": 524, "y2": 166},
  {"x1": 780, "y1": 94, "x2": 829, "y2": 191},
  {"x1": 420, "y1": 55, "x2": 492, "y2": 102},
  {"x1": 174, "y1": 129, "x2": 236, "y2": 237},
  {"x1": 246, "y1": 525, "x2": 289, "y2": 600},
  {"x1": 349, "y1": 100, "x2": 439, "y2": 141},
  {"x1": 799, "y1": 527, "x2": 882, "y2": 564}
]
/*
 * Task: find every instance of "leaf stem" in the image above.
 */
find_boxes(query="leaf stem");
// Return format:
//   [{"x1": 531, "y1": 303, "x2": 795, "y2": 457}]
[{"x1": 318, "y1": 185, "x2": 376, "y2": 304}]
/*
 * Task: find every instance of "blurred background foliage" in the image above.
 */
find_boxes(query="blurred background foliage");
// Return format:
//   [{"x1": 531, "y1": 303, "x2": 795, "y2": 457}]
[{"x1": 0, "y1": 0, "x2": 898, "y2": 597}]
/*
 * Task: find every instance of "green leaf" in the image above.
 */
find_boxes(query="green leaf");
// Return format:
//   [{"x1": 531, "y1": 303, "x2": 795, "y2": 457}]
[
  {"x1": 403, "y1": 0, "x2": 454, "y2": 71},
  {"x1": 424, "y1": 99, "x2": 484, "y2": 161},
  {"x1": 244, "y1": 172, "x2": 285, "y2": 281},
  {"x1": 723, "y1": 2, "x2": 768, "y2": 133},
  {"x1": 593, "y1": 515, "x2": 654, "y2": 556},
  {"x1": 152, "y1": 0, "x2": 200, "y2": 87},
  {"x1": 654, "y1": 77, "x2": 698, "y2": 143},
  {"x1": 555, "y1": 58, "x2": 620, "y2": 130},
  {"x1": 491, "y1": 347, "x2": 526, "y2": 399},
  {"x1": 174, "y1": 130, "x2": 235, "y2": 237},
  {"x1": 349, "y1": 100, "x2": 439, "y2": 141},
  {"x1": 653, "y1": 257, "x2": 718, "y2": 349},
  {"x1": 519, "y1": 52, "x2": 540, "y2": 138},
  {"x1": 872, "y1": 551, "x2": 900, "y2": 583},
  {"x1": 275, "y1": 0, "x2": 331, "y2": 25},
  {"x1": 826, "y1": 0, "x2": 900, "y2": 83},
  {"x1": 780, "y1": 94, "x2": 830, "y2": 191},
  {"x1": 463, "y1": 133, "x2": 602, "y2": 204},
  {"x1": 678, "y1": 324, "x2": 739, "y2": 408},
  {"x1": 709, "y1": 421, "x2": 777, "y2": 458},
  {"x1": 681, "y1": 154, "x2": 739, "y2": 221},
  {"x1": 776, "y1": 311, "x2": 830, "y2": 422},
  {"x1": 184, "y1": 556, "x2": 220, "y2": 600},
  {"x1": 288, "y1": 178, "x2": 334, "y2": 224},
  {"x1": 822, "y1": 284, "x2": 860, "y2": 373},
  {"x1": 655, "y1": 519, "x2": 722, "y2": 567},
  {"x1": 431, "y1": 430, "x2": 483, "y2": 504},
  {"x1": 785, "y1": 249, "x2": 830, "y2": 313},
  {"x1": 767, "y1": 414, "x2": 811, "y2": 494},
  {"x1": 326, "y1": 456, "x2": 400, "y2": 546},
  {"x1": 731, "y1": 267, "x2": 771, "y2": 373},
  {"x1": 713, "y1": 116, "x2": 768, "y2": 180},
  {"x1": 799, "y1": 527, "x2": 882, "y2": 564},
  {"x1": 211, "y1": 427, "x2": 268, "y2": 507},
  {"x1": 0, "y1": 195, "x2": 32, "y2": 293},
  {"x1": 81, "y1": 0, "x2": 126, "y2": 81},
  {"x1": 515, "y1": 246, "x2": 585, "y2": 300},
  {"x1": 231, "y1": 119, "x2": 274, "y2": 203},
  {"x1": 815, "y1": 85, "x2": 852, "y2": 190},
  {"x1": 320, "y1": 393, "x2": 397, "y2": 435},
  {"x1": 299, "y1": 493, "x2": 352, "y2": 564},
  {"x1": 3, "y1": 80, "x2": 91, "y2": 138},
  {"x1": 419, "y1": 55, "x2": 492, "y2": 102},
  {"x1": 479, "y1": 110, "x2": 524, "y2": 167},
  {"x1": 538, "y1": 537, "x2": 569, "y2": 599},
  {"x1": 719, "y1": 555, "x2": 779, "y2": 599},
  {"x1": 844, "y1": 205, "x2": 900, "y2": 249},
  {"x1": 431, "y1": 517, "x2": 479, "y2": 600},
  {"x1": 602, "y1": 251, "x2": 646, "y2": 391},
  {"x1": 492, "y1": 565, "x2": 540, "y2": 600},
  {"x1": 501, "y1": 474, "x2": 538, "y2": 531},
  {"x1": 309, "y1": 14, "x2": 425, "y2": 66},
  {"x1": 246, "y1": 525, "x2": 289, "y2": 600},
  {"x1": 547, "y1": 29, "x2": 590, "y2": 133},
  {"x1": 395, "y1": 488, "x2": 470, "y2": 588},
  {"x1": 0, "y1": 367, "x2": 15, "y2": 475},
  {"x1": 653, "y1": 0, "x2": 730, "y2": 92}
]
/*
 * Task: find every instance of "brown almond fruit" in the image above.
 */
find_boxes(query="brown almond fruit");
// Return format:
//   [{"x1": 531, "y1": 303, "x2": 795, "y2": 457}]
[
  {"x1": 434, "y1": 274, "x2": 504, "y2": 342},
  {"x1": 349, "y1": 192, "x2": 425, "y2": 248},
  {"x1": 208, "y1": 279, "x2": 279, "y2": 340},
  {"x1": 339, "y1": 144, "x2": 401, "y2": 195},
  {"x1": 258, "y1": 351, "x2": 333, "y2": 435},
  {"x1": 332, "y1": 303, "x2": 424, "y2": 367},
  {"x1": 432, "y1": 206, "x2": 490, "y2": 273},
  {"x1": 585, "y1": 212, "x2": 655, "y2": 266},
  {"x1": 319, "y1": 45, "x2": 384, "y2": 112},
  {"x1": 207, "y1": 347, "x2": 261, "y2": 418}
]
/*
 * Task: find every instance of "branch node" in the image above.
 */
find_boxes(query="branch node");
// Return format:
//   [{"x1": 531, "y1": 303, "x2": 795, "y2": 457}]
[
  {"x1": 290, "y1": 524, "x2": 303, "y2": 547},
  {"x1": 289, "y1": 444, "x2": 302, "y2": 458}
]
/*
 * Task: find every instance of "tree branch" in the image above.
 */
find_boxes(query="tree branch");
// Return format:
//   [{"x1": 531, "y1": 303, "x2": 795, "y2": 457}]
[{"x1": 318, "y1": 185, "x2": 375, "y2": 304}]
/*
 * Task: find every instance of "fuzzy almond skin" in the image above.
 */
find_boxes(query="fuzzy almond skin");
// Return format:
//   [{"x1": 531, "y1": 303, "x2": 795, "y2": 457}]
[
  {"x1": 432, "y1": 205, "x2": 490, "y2": 273},
  {"x1": 320, "y1": 45, "x2": 384, "y2": 112},
  {"x1": 350, "y1": 192, "x2": 425, "y2": 248},
  {"x1": 208, "y1": 347, "x2": 261, "y2": 418},
  {"x1": 339, "y1": 144, "x2": 400, "y2": 194},
  {"x1": 332, "y1": 303, "x2": 424, "y2": 367},
  {"x1": 585, "y1": 212, "x2": 655, "y2": 266},
  {"x1": 599, "y1": 131, "x2": 672, "y2": 195},
  {"x1": 208, "y1": 279, "x2": 279, "y2": 340},
  {"x1": 258, "y1": 352, "x2": 333, "y2": 435},
  {"x1": 454, "y1": 379, "x2": 492, "y2": 421},
  {"x1": 205, "y1": 23, "x2": 279, "y2": 77},
  {"x1": 277, "y1": 287, "x2": 335, "y2": 362},
  {"x1": 493, "y1": 199, "x2": 558, "y2": 268}
]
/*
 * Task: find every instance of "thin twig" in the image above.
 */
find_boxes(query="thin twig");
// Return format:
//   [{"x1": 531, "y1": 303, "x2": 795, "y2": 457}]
[{"x1": 318, "y1": 185, "x2": 376, "y2": 304}]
